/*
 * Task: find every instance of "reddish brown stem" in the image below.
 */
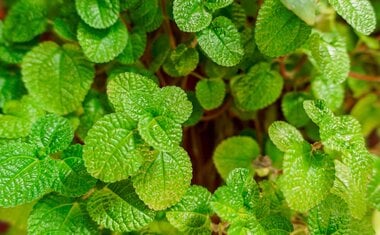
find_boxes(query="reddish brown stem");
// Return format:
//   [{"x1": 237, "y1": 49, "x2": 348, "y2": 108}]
[{"x1": 349, "y1": 71, "x2": 380, "y2": 82}]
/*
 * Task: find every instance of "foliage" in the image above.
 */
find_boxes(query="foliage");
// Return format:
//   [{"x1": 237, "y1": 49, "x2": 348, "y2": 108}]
[{"x1": 0, "y1": 0, "x2": 379, "y2": 234}]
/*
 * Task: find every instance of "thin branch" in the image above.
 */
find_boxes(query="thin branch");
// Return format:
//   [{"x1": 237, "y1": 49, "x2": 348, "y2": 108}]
[
  {"x1": 201, "y1": 99, "x2": 231, "y2": 121},
  {"x1": 278, "y1": 56, "x2": 292, "y2": 79},
  {"x1": 161, "y1": 0, "x2": 176, "y2": 48},
  {"x1": 349, "y1": 71, "x2": 380, "y2": 82}
]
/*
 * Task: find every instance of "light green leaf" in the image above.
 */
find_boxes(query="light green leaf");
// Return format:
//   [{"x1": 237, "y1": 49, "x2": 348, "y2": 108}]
[
  {"x1": 22, "y1": 42, "x2": 95, "y2": 115},
  {"x1": 280, "y1": 0, "x2": 317, "y2": 25},
  {"x1": 351, "y1": 94, "x2": 380, "y2": 136},
  {"x1": 52, "y1": 145, "x2": 97, "y2": 197},
  {"x1": 205, "y1": 0, "x2": 233, "y2": 10},
  {"x1": 328, "y1": 0, "x2": 376, "y2": 35},
  {"x1": 3, "y1": 0, "x2": 47, "y2": 42},
  {"x1": 230, "y1": 63, "x2": 283, "y2": 111},
  {"x1": 228, "y1": 216, "x2": 266, "y2": 235},
  {"x1": 255, "y1": 0, "x2": 311, "y2": 57},
  {"x1": 163, "y1": 44, "x2": 199, "y2": 77},
  {"x1": 138, "y1": 115, "x2": 182, "y2": 151},
  {"x1": 76, "y1": 0, "x2": 120, "y2": 29},
  {"x1": 307, "y1": 32, "x2": 350, "y2": 84},
  {"x1": 197, "y1": 16, "x2": 244, "y2": 66},
  {"x1": 53, "y1": 0, "x2": 80, "y2": 41},
  {"x1": 173, "y1": 0, "x2": 212, "y2": 32},
  {"x1": 166, "y1": 186, "x2": 212, "y2": 235},
  {"x1": 281, "y1": 92, "x2": 312, "y2": 128},
  {"x1": 87, "y1": 180, "x2": 156, "y2": 232},
  {"x1": 117, "y1": 29, "x2": 147, "y2": 64},
  {"x1": 83, "y1": 113, "x2": 145, "y2": 182},
  {"x1": 158, "y1": 86, "x2": 193, "y2": 124},
  {"x1": 107, "y1": 72, "x2": 159, "y2": 120},
  {"x1": 303, "y1": 100, "x2": 335, "y2": 127},
  {"x1": 77, "y1": 19, "x2": 128, "y2": 63},
  {"x1": 0, "y1": 201, "x2": 35, "y2": 233},
  {"x1": 29, "y1": 114, "x2": 74, "y2": 155},
  {"x1": 311, "y1": 77, "x2": 344, "y2": 111},
  {"x1": 195, "y1": 78, "x2": 226, "y2": 110},
  {"x1": 259, "y1": 214, "x2": 293, "y2": 235},
  {"x1": 0, "y1": 143, "x2": 53, "y2": 207},
  {"x1": 28, "y1": 194, "x2": 98, "y2": 234},
  {"x1": 368, "y1": 157, "x2": 380, "y2": 210},
  {"x1": 268, "y1": 121, "x2": 305, "y2": 152},
  {"x1": 132, "y1": 147, "x2": 192, "y2": 210},
  {"x1": 213, "y1": 136, "x2": 260, "y2": 180}
]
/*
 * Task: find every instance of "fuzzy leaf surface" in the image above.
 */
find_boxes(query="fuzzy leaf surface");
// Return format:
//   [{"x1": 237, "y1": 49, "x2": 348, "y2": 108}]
[
  {"x1": 195, "y1": 78, "x2": 226, "y2": 110},
  {"x1": 76, "y1": 0, "x2": 120, "y2": 29},
  {"x1": 280, "y1": 0, "x2": 317, "y2": 25},
  {"x1": 163, "y1": 44, "x2": 199, "y2": 77},
  {"x1": 173, "y1": 0, "x2": 212, "y2": 32}
]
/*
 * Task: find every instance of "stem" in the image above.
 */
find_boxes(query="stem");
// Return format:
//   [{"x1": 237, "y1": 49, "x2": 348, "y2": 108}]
[
  {"x1": 278, "y1": 56, "x2": 291, "y2": 79},
  {"x1": 349, "y1": 71, "x2": 380, "y2": 82},
  {"x1": 161, "y1": 0, "x2": 176, "y2": 48},
  {"x1": 190, "y1": 71, "x2": 204, "y2": 80},
  {"x1": 201, "y1": 99, "x2": 231, "y2": 121}
]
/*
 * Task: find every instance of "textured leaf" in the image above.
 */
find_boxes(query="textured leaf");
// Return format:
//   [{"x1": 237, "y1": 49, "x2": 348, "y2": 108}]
[
  {"x1": 53, "y1": 0, "x2": 80, "y2": 41},
  {"x1": 76, "y1": 0, "x2": 120, "y2": 29},
  {"x1": 138, "y1": 115, "x2": 182, "y2": 151},
  {"x1": 205, "y1": 0, "x2": 233, "y2": 10},
  {"x1": 197, "y1": 16, "x2": 244, "y2": 66},
  {"x1": 107, "y1": 72, "x2": 159, "y2": 120},
  {"x1": 3, "y1": 0, "x2": 47, "y2": 42},
  {"x1": 87, "y1": 180, "x2": 156, "y2": 232},
  {"x1": 29, "y1": 114, "x2": 74, "y2": 156},
  {"x1": 268, "y1": 121, "x2": 305, "y2": 152},
  {"x1": 22, "y1": 42, "x2": 95, "y2": 115},
  {"x1": 166, "y1": 186, "x2": 212, "y2": 234},
  {"x1": 213, "y1": 136, "x2": 260, "y2": 180},
  {"x1": 117, "y1": 29, "x2": 147, "y2": 64},
  {"x1": 351, "y1": 94, "x2": 380, "y2": 136},
  {"x1": 280, "y1": 0, "x2": 317, "y2": 25},
  {"x1": 228, "y1": 216, "x2": 266, "y2": 235},
  {"x1": 303, "y1": 100, "x2": 335, "y2": 126},
  {"x1": 368, "y1": 157, "x2": 380, "y2": 210},
  {"x1": 28, "y1": 194, "x2": 97, "y2": 234},
  {"x1": 149, "y1": 35, "x2": 171, "y2": 72},
  {"x1": 281, "y1": 92, "x2": 312, "y2": 128},
  {"x1": 83, "y1": 113, "x2": 145, "y2": 182},
  {"x1": 195, "y1": 78, "x2": 226, "y2": 110},
  {"x1": 132, "y1": 147, "x2": 192, "y2": 210},
  {"x1": 173, "y1": 0, "x2": 212, "y2": 32},
  {"x1": 163, "y1": 44, "x2": 199, "y2": 77},
  {"x1": 77, "y1": 19, "x2": 128, "y2": 63},
  {"x1": 130, "y1": 4, "x2": 163, "y2": 32},
  {"x1": 52, "y1": 145, "x2": 97, "y2": 197},
  {"x1": 0, "y1": 143, "x2": 53, "y2": 207},
  {"x1": 230, "y1": 63, "x2": 283, "y2": 111},
  {"x1": 183, "y1": 92, "x2": 204, "y2": 127},
  {"x1": 328, "y1": 0, "x2": 376, "y2": 35},
  {"x1": 255, "y1": 0, "x2": 311, "y2": 57},
  {"x1": 259, "y1": 214, "x2": 293, "y2": 235},
  {"x1": 307, "y1": 32, "x2": 350, "y2": 84},
  {"x1": 311, "y1": 78, "x2": 344, "y2": 111}
]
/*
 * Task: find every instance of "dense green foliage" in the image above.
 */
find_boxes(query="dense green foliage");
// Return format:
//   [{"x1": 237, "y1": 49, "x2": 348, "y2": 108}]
[{"x1": 0, "y1": 0, "x2": 379, "y2": 234}]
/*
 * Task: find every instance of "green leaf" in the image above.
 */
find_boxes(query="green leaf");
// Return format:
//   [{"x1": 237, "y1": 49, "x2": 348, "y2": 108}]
[
  {"x1": 328, "y1": 0, "x2": 376, "y2": 35},
  {"x1": 117, "y1": 29, "x2": 147, "y2": 64},
  {"x1": 149, "y1": 35, "x2": 171, "y2": 72},
  {"x1": 195, "y1": 78, "x2": 226, "y2": 110},
  {"x1": 311, "y1": 78, "x2": 344, "y2": 111},
  {"x1": 0, "y1": 70, "x2": 25, "y2": 108},
  {"x1": 368, "y1": 157, "x2": 380, "y2": 210},
  {"x1": 213, "y1": 136, "x2": 260, "y2": 180},
  {"x1": 173, "y1": 0, "x2": 212, "y2": 32},
  {"x1": 303, "y1": 100, "x2": 335, "y2": 127},
  {"x1": 259, "y1": 214, "x2": 293, "y2": 235},
  {"x1": 351, "y1": 94, "x2": 380, "y2": 136},
  {"x1": 129, "y1": 0, "x2": 163, "y2": 32},
  {"x1": 138, "y1": 115, "x2": 182, "y2": 151},
  {"x1": 166, "y1": 186, "x2": 212, "y2": 234},
  {"x1": 163, "y1": 44, "x2": 199, "y2": 77},
  {"x1": 22, "y1": 42, "x2": 95, "y2": 115},
  {"x1": 255, "y1": 0, "x2": 311, "y2": 57},
  {"x1": 53, "y1": 0, "x2": 80, "y2": 41},
  {"x1": 132, "y1": 147, "x2": 192, "y2": 210},
  {"x1": 0, "y1": 143, "x2": 53, "y2": 207},
  {"x1": 230, "y1": 63, "x2": 283, "y2": 111},
  {"x1": 28, "y1": 194, "x2": 97, "y2": 234},
  {"x1": 280, "y1": 0, "x2": 317, "y2": 25},
  {"x1": 281, "y1": 92, "x2": 312, "y2": 128},
  {"x1": 183, "y1": 92, "x2": 203, "y2": 127},
  {"x1": 83, "y1": 113, "x2": 145, "y2": 182},
  {"x1": 205, "y1": 0, "x2": 233, "y2": 10},
  {"x1": 307, "y1": 32, "x2": 350, "y2": 84},
  {"x1": 107, "y1": 72, "x2": 159, "y2": 120},
  {"x1": 52, "y1": 145, "x2": 97, "y2": 197},
  {"x1": 87, "y1": 180, "x2": 156, "y2": 232},
  {"x1": 0, "y1": 201, "x2": 35, "y2": 233},
  {"x1": 268, "y1": 121, "x2": 305, "y2": 152},
  {"x1": 197, "y1": 16, "x2": 244, "y2": 66},
  {"x1": 3, "y1": 0, "x2": 47, "y2": 42},
  {"x1": 77, "y1": 19, "x2": 128, "y2": 63},
  {"x1": 29, "y1": 114, "x2": 74, "y2": 155},
  {"x1": 76, "y1": 0, "x2": 120, "y2": 29},
  {"x1": 228, "y1": 215, "x2": 266, "y2": 235}
]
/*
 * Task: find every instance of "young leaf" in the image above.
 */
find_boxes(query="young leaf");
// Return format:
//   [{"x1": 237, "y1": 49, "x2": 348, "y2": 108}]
[
  {"x1": 52, "y1": 145, "x2": 97, "y2": 197},
  {"x1": 173, "y1": 0, "x2": 212, "y2": 32},
  {"x1": 213, "y1": 136, "x2": 260, "y2": 180},
  {"x1": 259, "y1": 214, "x2": 293, "y2": 235},
  {"x1": 138, "y1": 115, "x2": 182, "y2": 151},
  {"x1": 303, "y1": 100, "x2": 335, "y2": 126},
  {"x1": 83, "y1": 113, "x2": 145, "y2": 182},
  {"x1": 280, "y1": 0, "x2": 317, "y2": 25},
  {"x1": 197, "y1": 16, "x2": 244, "y2": 66},
  {"x1": 163, "y1": 44, "x2": 199, "y2": 77},
  {"x1": 195, "y1": 78, "x2": 226, "y2": 110},
  {"x1": 29, "y1": 114, "x2": 74, "y2": 156},
  {"x1": 328, "y1": 0, "x2": 376, "y2": 35},
  {"x1": 205, "y1": 0, "x2": 233, "y2": 11},
  {"x1": 22, "y1": 42, "x2": 95, "y2": 115},
  {"x1": 77, "y1": 19, "x2": 128, "y2": 63},
  {"x1": 132, "y1": 147, "x2": 192, "y2": 210},
  {"x1": 76, "y1": 0, "x2": 120, "y2": 29},
  {"x1": 0, "y1": 143, "x2": 53, "y2": 207},
  {"x1": 281, "y1": 92, "x2": 312, "y2": 128},
  {"x1": 255, "y1": 0, "x2": 311, "y2": 57},
  {"x1": 311, "y1": 78, "x2": 344, "y2": 111},
  {"x1": 166, "y1": 186, "x2": 212, "y2": 235},
  {"x1": 107, "y1": 72, "x2": 159, "y2": 120},
  {"x1": 117, "y1": 29, "x2": 147, "y2": 64},
  {"x1": 268, "y1": 121, "x2": 305, "y2": 152},
  {"x1": 28, "y1": 194, "x2": 98, "y2": 234},
  {"x1": 230, "y1": 63, "x2": 283, "y2": 111},
  {"x1": 368, "y1": 157, "x2": 380, "y2": 210},
  {"x1": 87, "y1": 180, "x2": 156, "y2": 232}
]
